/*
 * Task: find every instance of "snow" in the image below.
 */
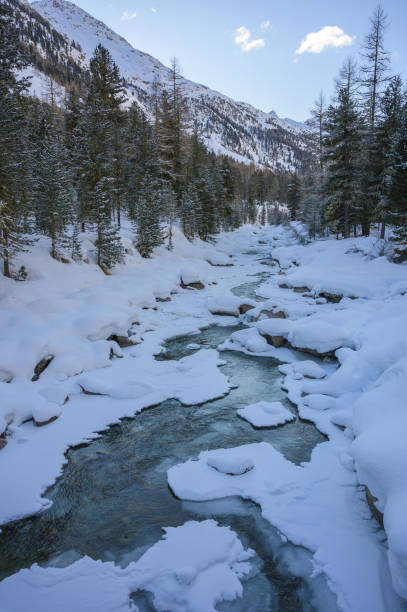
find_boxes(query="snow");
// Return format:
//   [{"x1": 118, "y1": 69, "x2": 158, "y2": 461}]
[
  {"x1": 279, "y1": 360, "x2": 327, "y2": 379},
  {"x1": 168, "y1": 442, "x2": 406, "y2": 612},
  {"x1": 237, "y1": 401, "x2": 295, "y2": 428},
  {"x1": 206, "y1": 252, "x2": 233, "y2": 266},
  {"x1": 2, "y1": 221, "x2": 407, "y2": 608},
  {"x1": 206, "y1": 452, "x2": 255, "y2": 475},
  {"x1": 180, "y1": 266, "x2": 205, "y2": 286},
  {"x1": 0, "y1": 520, "x2": 254, "y2": 612},
  {"x1": 225, "y1": 327, "x2": 270, "y2": 353},
  {"x1": 207, "y1": 295, "x2": 255, "y2": 317}
]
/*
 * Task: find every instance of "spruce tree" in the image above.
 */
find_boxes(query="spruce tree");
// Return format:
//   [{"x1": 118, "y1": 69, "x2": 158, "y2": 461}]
[
  {"x1": 323, "y1": 88, "x2": 363, "y2": 238},
  {"x1": 36, "y1": 108, "x2": 74, "y2": 259},
  {"x1": 0, "y1": 2, "x2": 32, "y2": 277},
  {"x1": 388, "y1": 103, "x2": 407, "y2": 248},
  {"x1": 79, "y1": 45, "x2": 125, "y2": 267},
  {"x1": 359, "y1": 5, "x2": 391, "y2": 235},
  {"x1": 287, "y1": 175, "x2": 302, "y2": 221}
]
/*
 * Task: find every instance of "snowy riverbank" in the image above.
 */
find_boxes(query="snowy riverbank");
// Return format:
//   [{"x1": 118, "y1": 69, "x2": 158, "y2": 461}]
[{"x1": 1, "y1": 223, "x2": 407, "y2": 611}]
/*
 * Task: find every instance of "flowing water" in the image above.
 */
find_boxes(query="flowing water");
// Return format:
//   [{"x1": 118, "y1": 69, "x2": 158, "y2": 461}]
[{"x1": 0, "y1": 273, "x2": 338, "y2": 611}]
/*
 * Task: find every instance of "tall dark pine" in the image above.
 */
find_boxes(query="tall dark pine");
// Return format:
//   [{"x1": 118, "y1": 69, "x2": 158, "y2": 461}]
[
  {"x1": 374, "y1": 76, "x2": 404, "y2": 237},
  {"x1": 0, "y1": 2, "x2": 32, "y2": 277},
  {"x1": 323, "y1": 88, "x2": 363, "y2": 238},
  {"x1": 287, "y1": 175, "x2": 302, "y2": 221},
  {"x1": 388, "y1": 103, "x2": 407, "y2": 252},
  {"x1": 36, "y1": 108, "x2": 74, "y2": 259},
  {"x1": 159, "y1": 59, "x2": 187, "y2": 204},
  {"x1": 359, "y1": 4, "x2": 390, "y2": 235},
  {"x1": 80, "y1": 45, "x2": 125, "y2": 269}
]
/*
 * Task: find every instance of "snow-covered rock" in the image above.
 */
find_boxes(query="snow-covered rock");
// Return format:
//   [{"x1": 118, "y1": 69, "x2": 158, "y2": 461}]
[
  {"x1": 207, "y1": 452, "x2": 255, "y2": 475},
  {"x1": 237, "y1": 401, "x2": 295, "y2": 428},
  {"x1": 207, "y1": 295, "x2": 255, "y2": 317}
]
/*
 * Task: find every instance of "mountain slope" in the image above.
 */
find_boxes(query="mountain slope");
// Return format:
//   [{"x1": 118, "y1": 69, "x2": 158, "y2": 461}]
[{"x1": 14, "y1": 0, "x2": 314, "y2": 170}]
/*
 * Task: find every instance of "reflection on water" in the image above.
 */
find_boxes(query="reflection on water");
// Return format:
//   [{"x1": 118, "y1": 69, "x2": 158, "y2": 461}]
[{"x1": 0, "y1": 282, "x2": 336, "y2": 611}]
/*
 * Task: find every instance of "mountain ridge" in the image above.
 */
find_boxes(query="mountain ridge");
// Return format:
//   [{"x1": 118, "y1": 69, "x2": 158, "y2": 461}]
[{"x1": 17, "y1": 0, "x2": 315, "y2": 170}]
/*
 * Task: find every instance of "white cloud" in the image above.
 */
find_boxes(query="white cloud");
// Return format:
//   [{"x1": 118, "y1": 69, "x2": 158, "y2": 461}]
[
  {"x1": 121, "y1": 10, "x2": 137, "y2": 21},
  {"x1": 260, "y1": 20, "x2": 271, "y2": 31},
  {"x1": 151, "y1": 7, "x2": 157, "y2": 12},
  {"x1": 295, "y1": 26, "x2": 355, "y2": 55},
  {"x1": 234, "y1": 26, "x2": 265, "y2": 52}
]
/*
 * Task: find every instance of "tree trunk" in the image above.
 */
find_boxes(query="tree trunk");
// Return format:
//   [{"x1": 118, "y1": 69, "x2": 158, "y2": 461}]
[
  {"x1": 2, "y1": 229, "x2": 10, "y2": 278},
  {"x1": 380, "y1": 220, "x2": 386, "y2": 239}
]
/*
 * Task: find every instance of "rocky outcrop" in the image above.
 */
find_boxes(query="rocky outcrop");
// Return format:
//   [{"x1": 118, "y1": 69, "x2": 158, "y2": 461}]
[
  {"x1": 34, "y1": 415, "x2": 59, "y2": 427},
  {"x1": 239, "y1": 304, "x2": 255, "y2": 315},
  {"x1": 365, "y1": 486, "x2": 384, "y2": 528},
  {"x1": 181, "y1": 281, "x2": 205, "y2": 290},
  {"x1": 107, "y1": 334, "x2": 136, "y2": 348},
  {"x1": 32, "y1": 355, "x2": 54, "y2": 381}
]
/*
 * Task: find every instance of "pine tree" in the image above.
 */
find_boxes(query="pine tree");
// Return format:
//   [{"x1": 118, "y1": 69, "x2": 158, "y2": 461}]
[
  {"x1": 388, "y1": 102, "x2": 407, "y2": 249},
  {"x1": 181, "y1": 181, "x2": 200, "y2": 239},
  {"x1": 287, "y1": 175, "x2": 302, "y2": 221},
  {"x1": 70, "y1": 222, "x2": 82, "y2": 262},
  {"x1": 79, "y1": 45, "x2": 125, "y2": 267},
  {"x1": 323, "y1": 87, "x2": 363, "y2": 238},
  {"x1": 92, "y1": 178, "x2": 123, "y2": 270},
  {"x1": 0, "y1": 2, "x2": 33, "y2": 277},
  {"x1": 359, "y1": 5, "x2": 391, "y2": 235},
  {"x1": 372, "y1": 76, "x2": 404, "y2": 238},
  {"x1": 158, "y1": 59, "x2": 187, "y2": 203},
  {"x1": 134, "y1": 174, "x2": 164, "y2": 258},
  {"x1": 36, "y1": 108, "x2": 74, "y2": 259}
]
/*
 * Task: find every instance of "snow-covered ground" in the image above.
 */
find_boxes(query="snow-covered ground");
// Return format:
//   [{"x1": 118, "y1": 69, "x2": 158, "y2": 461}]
[{"x1": 1, "y1": 222, "x2": 407, "y2": 611}]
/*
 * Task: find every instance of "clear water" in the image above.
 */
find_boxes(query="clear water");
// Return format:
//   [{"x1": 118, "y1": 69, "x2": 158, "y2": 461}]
[{"x1": 0, "y1": 278, "x2": 337, "y2": 611}]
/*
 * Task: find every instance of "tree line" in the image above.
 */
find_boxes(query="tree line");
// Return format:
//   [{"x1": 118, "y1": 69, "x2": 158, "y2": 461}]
[
  {"x1": 286, "y1": 5, "x2": 407, "y2": 259},
  {"x1": 0, "y1": 3, "x2": 293, "y2": 278}
]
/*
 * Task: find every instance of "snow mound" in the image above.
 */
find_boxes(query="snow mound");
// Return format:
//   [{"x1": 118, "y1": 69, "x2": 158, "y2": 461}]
[
  {"x1": 279, "y1": 360, "x2": 326, "y2": 379},
  {"x1": 0, "y1": 520, "x2": 254, "y2": 612},
  {"x1": 255, "y1": 318, "x2": 294, "y2": 337},
  {"x1": 207, "y1": 452, "x2": 255, "y2": 475},
  {"x1": 206, "y1": 252, "x2": 233, "y2": 266},
  {"x1": 207, "y1": 295, "x2": 255, "y2": 317},
  {"x1": 226, "y1": 328, "x2": 269, "y2": 353},
  {"x1": 288, "y1": 320, "x2": 351, "y2": 354},
  {"x1": 237, "y1": 401, "x2": 295, "y2": 428}
]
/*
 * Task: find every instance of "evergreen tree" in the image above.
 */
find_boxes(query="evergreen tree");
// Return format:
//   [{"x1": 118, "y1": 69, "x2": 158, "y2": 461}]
[
  {"x1": 374, "y1": 76, "x2": 404, "y2": 237},
  {"x1": 92, "y1": 178, "x2": 123, "y2": 270},
  {"x1": 323, "y1": 87, "x2": 363, "y2": 238},
  {"x1": 36, "y1": 108, "x2": 74, "y2": 259},
  {"x1": 287, "y1": 175, "x2": 302, "y2": 221},
  {"x1": 0, "y1": 2, "x2": 32, "y2": 277},
  {"x1": 158, "y1": 59, "x2": 187, "y2": 203},
  {"x1": 181, "y1": 181, "x2": 200, "y2": 239},
  {"x1": 79, "y1": 45, "x2": 125, "y2": 266},
  {"x1": 388, "y1": 102, "x2": 407, "y2": 247},
  {"x1": 134, "y1": 174, "x2": 164, "y2": 258},
  {"x1": 358, "y1": 5, "x2": 391, "y2": 235}
]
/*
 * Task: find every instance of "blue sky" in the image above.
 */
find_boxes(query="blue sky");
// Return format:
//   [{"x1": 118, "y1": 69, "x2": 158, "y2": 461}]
[{"x1": 57, "y1": 0, "x2": 406, "y2": 120}]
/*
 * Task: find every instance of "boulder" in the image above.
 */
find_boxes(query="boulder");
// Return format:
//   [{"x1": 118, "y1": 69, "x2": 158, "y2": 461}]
[
  {"x1": 239, "y1": 303, "x2": 255, "y2": 315},
  {"x1": 34, "y1": 415, "x2": 59, "y2": 427},
  {"x1": 293, "y1": 286, "x2": 311, "y2": 293},
  {"x1": 263, "y1": 334, "x2": 287, "y2": 348},
  {"x1": 107, "y1": 334, "x2": 136, "y2": 348},
  {"x1": 181, "y1": 280, "x2": 205, "y2": 290},
  {"x1": 257, "y1": 309, "x2": 286, "y2": 320},
  {"x1": 365, "y1": 486, "x2": 384, "y2": 528},
  {"x1": 32, "y1": 355, "x2": 54, "y2": 381}
]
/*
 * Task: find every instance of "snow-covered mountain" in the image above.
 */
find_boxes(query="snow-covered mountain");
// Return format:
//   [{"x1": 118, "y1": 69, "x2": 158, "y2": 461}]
[{"x1": 12, "y1": 0, "x2": 314, "y2": 170}]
